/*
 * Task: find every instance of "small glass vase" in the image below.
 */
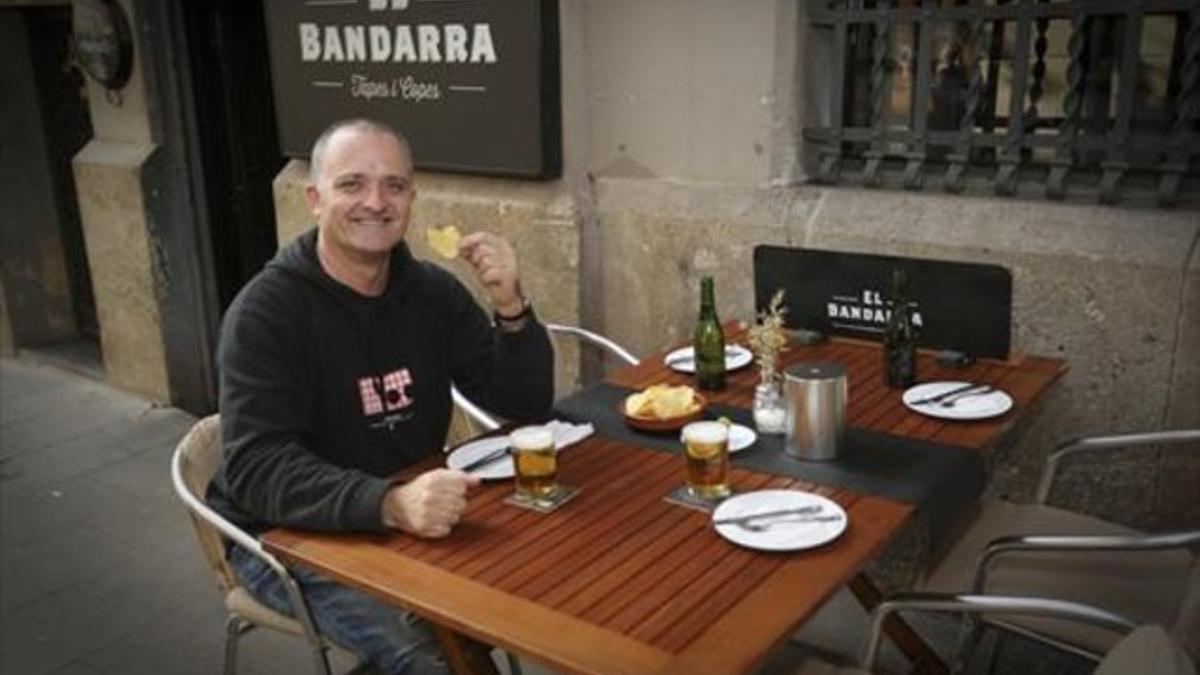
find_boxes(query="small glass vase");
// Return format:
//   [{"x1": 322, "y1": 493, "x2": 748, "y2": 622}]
[{"x1": 752, "y1": 379, "x2": 786, "y2": 435}]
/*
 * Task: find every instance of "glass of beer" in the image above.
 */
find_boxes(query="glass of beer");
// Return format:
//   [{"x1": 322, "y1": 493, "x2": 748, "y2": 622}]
[
  {"x1": 509, "y1": 425, "x2": 558, "y2": 503},
  {"x1": 682, "y1": 420, "x2": 730, "y2": 500}
]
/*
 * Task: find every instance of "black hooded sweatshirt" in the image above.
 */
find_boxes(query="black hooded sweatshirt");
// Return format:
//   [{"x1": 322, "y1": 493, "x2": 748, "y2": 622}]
[{"x1": 207, "y1": 228, "x2": 554, "y2": 536}]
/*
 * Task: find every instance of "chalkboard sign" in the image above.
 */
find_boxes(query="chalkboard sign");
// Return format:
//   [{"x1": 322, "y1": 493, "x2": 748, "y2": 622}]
[
  {"x1": 754, "y1": 246, "x2": 1013, "y2": 359},
  {"x1": 264, "y1": 0, "x2": 560, "y2": 178}
]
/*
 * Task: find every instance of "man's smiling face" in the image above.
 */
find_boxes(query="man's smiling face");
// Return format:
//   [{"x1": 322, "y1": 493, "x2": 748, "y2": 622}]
[{"x1": 307, "y1": 126, "x2": 416, "y2": 263}]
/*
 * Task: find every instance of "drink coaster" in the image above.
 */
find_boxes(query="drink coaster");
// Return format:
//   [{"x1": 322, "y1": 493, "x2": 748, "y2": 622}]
[
  {"x1": 663, "y1": 485, "x2": 731, "y2": 513},
  {"x1": 504, "y1": 485, "x2": 581, "y2": 513}
]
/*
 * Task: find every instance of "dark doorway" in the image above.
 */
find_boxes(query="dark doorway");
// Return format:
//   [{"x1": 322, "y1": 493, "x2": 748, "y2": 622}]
[
  {"x1": 0, "y1": 6, "x2": 102, "y2": 376},
  {"x1": 179, "y1": 0, "x2": 284, "y2": 311},
  {"x1": 26, "y1": 7, "x2": 98, "y2": 340}
]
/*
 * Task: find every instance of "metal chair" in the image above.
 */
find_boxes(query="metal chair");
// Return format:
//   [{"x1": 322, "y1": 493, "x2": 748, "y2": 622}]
[
  {"x1": 175, "y1": 416, "x2": 502, "y2": 675},
  {"x1": 916, "y1": 429, "x2": 1200, "y2": 662},
  {"x1": 860, "y1": 594, "x2": 1194, "y2": 675},
  {"x1": 448, "y1": 323, "x2": 640, "y2": 434},
  {"x1": 170, "y1": 415, "x2": 359, "y2": 675},
  {"x1": 763, "y1": 593, "x2": 1193, "y2": 675},
  {"x1": 545, "y1": 322, "x2": 639, "y2": 367}
]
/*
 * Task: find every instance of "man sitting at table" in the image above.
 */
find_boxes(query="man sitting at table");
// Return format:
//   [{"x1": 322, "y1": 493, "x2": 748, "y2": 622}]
[{"x1": 207, "y1": 117, "x2": 554, "y2": 674}]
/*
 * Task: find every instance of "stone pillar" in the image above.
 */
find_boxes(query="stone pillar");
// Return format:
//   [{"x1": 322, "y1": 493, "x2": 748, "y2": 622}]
[
  {"x1": 74, "y1": 141, "x2": 168, "y2": 401},
  {"x1": 70, "y1": 0, "x2": 170, "y2": 402}
]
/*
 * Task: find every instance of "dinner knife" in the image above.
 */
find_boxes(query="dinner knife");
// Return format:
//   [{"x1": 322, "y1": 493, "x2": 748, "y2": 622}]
[
  {"x1": 712, "y1": 505, "x2": 824, "y2": 526},
  {"x1": 909, "y1": 383, "x2": 991, "y2": 406},
  {"x1": 459, "y1": 446, "x2": 511, "y2": 473}
]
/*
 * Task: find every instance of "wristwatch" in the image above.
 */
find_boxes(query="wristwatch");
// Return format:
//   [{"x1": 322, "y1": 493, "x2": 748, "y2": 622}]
[{"x1": 493, "y1": 297, "x2": 533, "y2": 332}]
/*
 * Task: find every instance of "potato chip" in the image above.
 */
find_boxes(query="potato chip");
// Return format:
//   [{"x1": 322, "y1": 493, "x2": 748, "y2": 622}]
[
  {"x1": 426, "y1": 225, "x2": 462, "y2": 259},
  {"x1": 625, "y1": 391, "x2": 650, "y2": 416},
  {"x1": 625, "y1": 384, "x2": 698, "y2": 419}
]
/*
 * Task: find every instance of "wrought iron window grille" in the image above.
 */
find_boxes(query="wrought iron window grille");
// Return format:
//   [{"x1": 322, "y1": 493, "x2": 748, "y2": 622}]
[{"x1": 803, "y1": 0, "x2": 1200, "y2": 207}]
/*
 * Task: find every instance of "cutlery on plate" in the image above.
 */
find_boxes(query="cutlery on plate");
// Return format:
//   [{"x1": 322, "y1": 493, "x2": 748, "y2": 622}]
[
  {"x1": 734, "y1": 514, "x2": 846, "y2": 532},
  {"x1": 459, "y1": 446, "x2": 511, "y2": 473},
  {"x1": 667, "y1": 346, "x2": 743, "y2": 367},
  {"x1": 712, "y1": 505, "x2": 823, "y2": 526},
  {"x1": 910, "y1": 383, "x2": 990, "y2": 406},
  {"x1": 939, "y1": 386, "x2": 996, "y2": 407}
]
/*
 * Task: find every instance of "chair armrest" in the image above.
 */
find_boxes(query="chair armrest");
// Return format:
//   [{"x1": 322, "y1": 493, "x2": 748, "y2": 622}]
[
  {"x1": 451, "y1": 384, "x2": 502, "y2": 432},
  {"x1": 546, "y1": 323, "x2": 640, "y2": 366},
  {"x1": 861, "y1": 593, "x2": 1139, "y2": 670},
  {"x1": 170, "y1": 445, "x2": 329, "y2": 652},
  {"x1": 1035, "y1": 429, "x2": 1200, "y2": 504},
  {"x1": 971, "y1": 530, "x2": 1200, "y2": 593}
]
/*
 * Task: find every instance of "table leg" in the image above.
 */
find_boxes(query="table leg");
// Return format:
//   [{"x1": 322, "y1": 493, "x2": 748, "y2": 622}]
[
  {"x1": 849, "y1": 574, "x2": 948, "y2": 675},
  {"x1": 432, "y1": 625, "x2": 501, "y2": 675}
]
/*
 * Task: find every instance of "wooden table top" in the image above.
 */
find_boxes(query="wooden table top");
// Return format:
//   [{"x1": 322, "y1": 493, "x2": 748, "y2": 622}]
[
  {"x1": 264, "y1": 436, "x2": 913, "y2": 675},
  {"x1": 608, "y1": 323, "x2": 1067, "y2": 452}
]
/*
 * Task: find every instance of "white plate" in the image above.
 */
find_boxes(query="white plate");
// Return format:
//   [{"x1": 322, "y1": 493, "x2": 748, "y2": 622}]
[
  {"x1": 678, "y1": 423, "x2": 757, "y2": 454},
  {"x1": 728, "y1": 424, "x2": 757, "y2": 453},
  {"x1": 665, "y1": 345, "x2": 754, "y2": 374},
  {"x1": 902, "y1": 381, "x2": 1014, "y2": 421},
  {"x1": 713, "y1": 489, "x2": 848, "y2": 552},
  {"x1": 446, "y1": 436, "x2": 513, "y2": 480}
]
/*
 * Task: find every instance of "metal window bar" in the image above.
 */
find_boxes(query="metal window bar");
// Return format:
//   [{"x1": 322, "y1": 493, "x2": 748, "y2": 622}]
[
  {"x1": 902, "y1": 0, "x2": 936, "y2": 189},
  {"x1": 804, "y1": 0, "x2": 1200, "y2": 207},
  {"x1": 995, "y1": 0, "x2": 1035, "y2": 195}
]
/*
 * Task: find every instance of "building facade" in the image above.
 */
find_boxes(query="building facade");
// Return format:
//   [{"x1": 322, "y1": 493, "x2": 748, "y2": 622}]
[{"x1": 2, "y1": 0, "x2": 1197, "y2": 526}]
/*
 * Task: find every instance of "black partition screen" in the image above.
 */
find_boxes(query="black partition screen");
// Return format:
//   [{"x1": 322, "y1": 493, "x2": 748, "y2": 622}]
[{"x1": 754, "y1": 246, "x2": 1012, "y2": 359}]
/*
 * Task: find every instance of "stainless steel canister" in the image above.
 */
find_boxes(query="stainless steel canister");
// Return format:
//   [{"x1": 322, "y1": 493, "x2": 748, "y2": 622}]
[{"x1": 783, "y1": 362, "x2": 848, "y2": 461}]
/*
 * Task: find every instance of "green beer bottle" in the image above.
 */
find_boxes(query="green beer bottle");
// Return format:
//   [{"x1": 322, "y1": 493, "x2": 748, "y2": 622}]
[
  {"x1": 693, "y1": 276, "x2": 726, "y2": 391},
  {"x1": 882, "y1": 269, "x2": 917, "y2": 388}
]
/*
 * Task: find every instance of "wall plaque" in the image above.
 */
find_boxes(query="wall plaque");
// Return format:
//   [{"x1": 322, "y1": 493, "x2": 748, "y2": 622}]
[{"x1": 264, "y1": 0, "x2": 560, "y2": 179}]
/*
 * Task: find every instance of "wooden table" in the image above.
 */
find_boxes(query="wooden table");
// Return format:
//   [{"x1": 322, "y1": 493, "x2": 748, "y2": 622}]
[
  {"x1": 263, "y1": 324, "x2": 1064, "y2": 674},
  {"x1": 598, "y1": 323, "x2": 1066, "y2": 674},
  {"x1": 610, "y1": 322, "x2": 1067, "y2": 453},
  {"x1": 265, "y1": 436, "x2": 913, "y2": 675}
]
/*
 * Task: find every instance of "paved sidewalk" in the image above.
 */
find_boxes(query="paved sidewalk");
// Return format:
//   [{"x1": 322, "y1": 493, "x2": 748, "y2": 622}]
[{"x1": 0, "y1": 357, "x2": 350, "y2": 675}]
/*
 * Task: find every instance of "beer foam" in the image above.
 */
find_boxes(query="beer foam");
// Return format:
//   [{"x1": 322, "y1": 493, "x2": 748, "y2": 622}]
[
  {"x1": 509, "y1": 425, "x2": 554, "y2": 450},
  {"x1": 683, "y1": 421, "x2": 728, "y2": 444}
]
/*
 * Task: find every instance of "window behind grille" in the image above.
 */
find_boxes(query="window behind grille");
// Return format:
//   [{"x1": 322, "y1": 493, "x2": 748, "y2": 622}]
[{"x1": 802, "y1": 0, "x2": 1200, "y2": 207}]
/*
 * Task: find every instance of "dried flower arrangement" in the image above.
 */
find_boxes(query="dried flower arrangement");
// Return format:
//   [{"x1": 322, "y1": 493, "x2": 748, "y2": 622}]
[{"x1": 746, "y1": 289, "x2": 789, "y2": 385}]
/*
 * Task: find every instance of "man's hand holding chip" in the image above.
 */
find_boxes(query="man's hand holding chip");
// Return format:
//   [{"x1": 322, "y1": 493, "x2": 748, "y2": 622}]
[{"x1": 460, "y1": 232, "x2": 525, "y2": 318}]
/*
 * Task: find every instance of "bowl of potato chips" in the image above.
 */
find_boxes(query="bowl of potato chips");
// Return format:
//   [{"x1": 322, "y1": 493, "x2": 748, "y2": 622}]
[{"x1": 622, "y1": 384, "x2": 706, "y2": 432}]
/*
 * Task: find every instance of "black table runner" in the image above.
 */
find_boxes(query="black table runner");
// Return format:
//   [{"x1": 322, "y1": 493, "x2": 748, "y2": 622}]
[{"x1": 554, "y1": 382, "x2": 986, "y2": 548}]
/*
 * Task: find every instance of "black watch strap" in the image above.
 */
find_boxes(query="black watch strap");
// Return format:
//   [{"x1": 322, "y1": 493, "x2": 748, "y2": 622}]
[{"x1": 493, "y1": 298, "x2": 533, "y2": 325}]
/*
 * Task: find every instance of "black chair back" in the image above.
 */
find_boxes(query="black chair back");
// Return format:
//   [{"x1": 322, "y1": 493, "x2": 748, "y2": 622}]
[{"x1": 753, "y1": 246, "x2": 1012, "y2": 359}]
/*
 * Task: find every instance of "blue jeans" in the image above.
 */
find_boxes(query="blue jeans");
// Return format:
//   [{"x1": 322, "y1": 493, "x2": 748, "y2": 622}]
[{"x1": 229, "y1": 545, "x2": 451, "y2": 675}]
